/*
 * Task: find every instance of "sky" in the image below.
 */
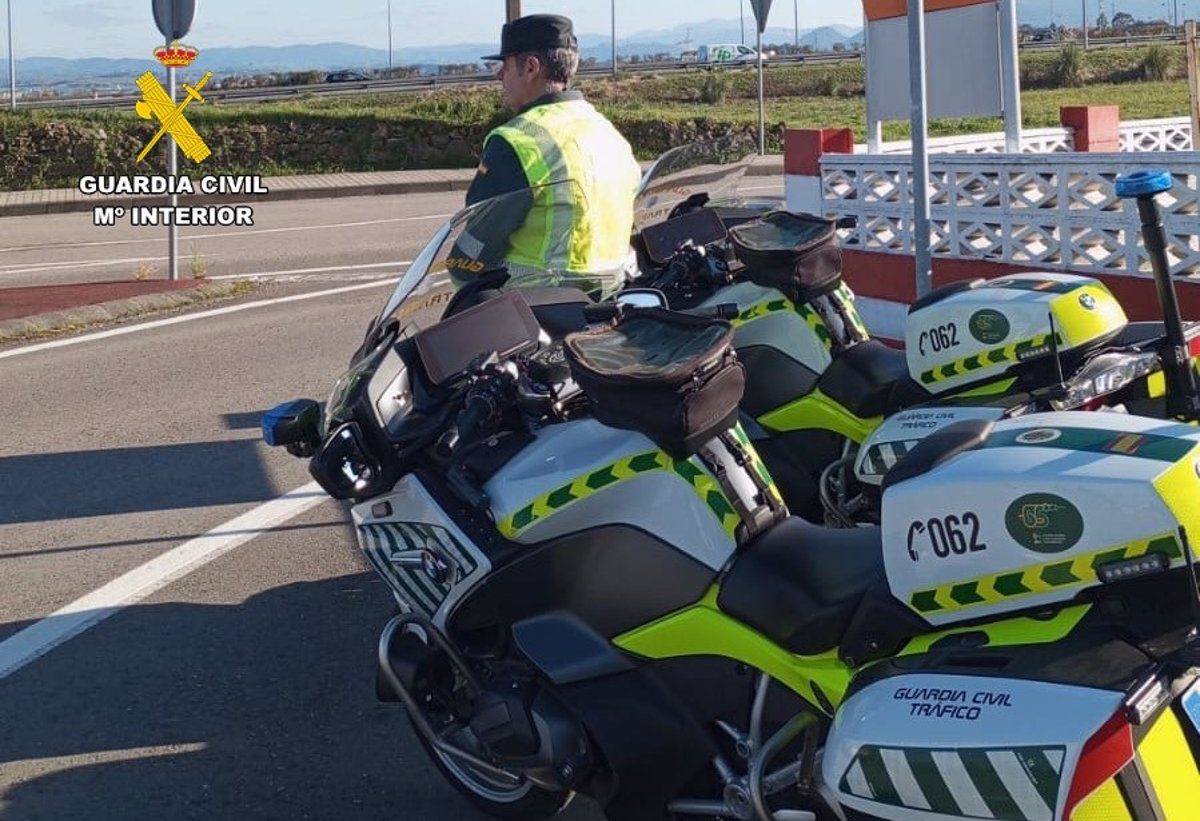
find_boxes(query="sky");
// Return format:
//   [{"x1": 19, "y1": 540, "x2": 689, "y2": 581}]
[{"x1": 6, "y1": 1, "x2": 863, "y2": 59}]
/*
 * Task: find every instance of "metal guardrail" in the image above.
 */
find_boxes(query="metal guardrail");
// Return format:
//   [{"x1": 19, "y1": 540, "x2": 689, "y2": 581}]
[
  {"x1": 15, "y1": 51, "x2": 861, "y2": 111},
  {"x1": 15, "y1": 31, "x2": 1186, "y2": 112}
]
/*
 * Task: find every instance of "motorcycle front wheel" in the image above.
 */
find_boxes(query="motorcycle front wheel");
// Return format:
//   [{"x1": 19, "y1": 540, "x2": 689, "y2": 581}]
[{"x1": 408, "y1": 714, "x2": 574, "y2": 820}]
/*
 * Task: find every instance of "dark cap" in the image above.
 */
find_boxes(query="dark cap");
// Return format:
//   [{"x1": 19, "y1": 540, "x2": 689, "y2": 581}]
[{"x1": 483, "y1": 14, "x2": 577, "y2": 61}]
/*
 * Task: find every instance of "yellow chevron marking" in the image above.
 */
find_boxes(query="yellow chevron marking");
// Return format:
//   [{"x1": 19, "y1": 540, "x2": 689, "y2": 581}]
[
  {"x1": 975, "y1": 576, "x2": 1007, "y2": 604},
  {"x1": 919, "y1": 332, "x2": 1057, "y2": 385},
  {"x1": 909, "y1": 531, "x2": 1180, "y2": 615},
  {"x1": 499, "y1": 449, "x2": 736, "y2": 540}
]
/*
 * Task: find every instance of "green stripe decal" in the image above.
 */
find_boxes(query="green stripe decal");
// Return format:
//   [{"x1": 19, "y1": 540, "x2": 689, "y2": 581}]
[
  {"x1": 510, "y1": 505, "x2": 535, "y2": 531},
  {"x1": 856, "y1": 746, "x2": 901, "y2": 805},
  {"x1": 959, "y1": 749, "x2": 1022, "y2": 819},
  {"x1": 1040, "y1": 561, "x2": 1079, "y2": 587},
  {"x1": 911, "y1": 589, "x2": 942, "y2": 613},
  {"x1": 950, "y1": 581, "x2": 985, "y2": 606},
  {"x1": 1148, "y1": 535, "x2": 1183, "y2": 559},
  {"x1": 585, "y1": 466, "x2": 618, "y2": 490},
  {"x1": 904, "y1": 749, "x2": 961, "y2": 816},
  {"x1": 546, "y1": 485, "x2": 576, "y2": 509},
  {"x1": 985, "y1": 426, "x2": 1195, "y2": 463},
  {"x1": 993, "y1": 571, "x2": 1032, "y2": 597},
  {"x1": 1018, "y1": 748, "x2": 1063, "y2": 812}
]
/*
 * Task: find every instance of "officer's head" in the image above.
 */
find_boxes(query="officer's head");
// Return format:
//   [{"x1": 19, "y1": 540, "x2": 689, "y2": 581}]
[{"x1": 484, "y1": 14, "x2": 579, "y2": 112}]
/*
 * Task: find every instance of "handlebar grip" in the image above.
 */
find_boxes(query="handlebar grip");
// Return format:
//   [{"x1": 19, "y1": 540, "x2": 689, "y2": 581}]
[
  {"x1": 680, "y1": 303, "x2": 740, "y2": 320},
  {"x1": 435, "y1": 393, "x2": 493, "y2": 459},
  {"x1": 583, "y1": 303, "x2": 620, "y2": 324}
]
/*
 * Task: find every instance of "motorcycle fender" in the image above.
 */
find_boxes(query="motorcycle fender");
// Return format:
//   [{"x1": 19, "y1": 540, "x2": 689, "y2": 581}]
[{"x1": 821, "y1": 672, "x2": 1123, "y2": 821}]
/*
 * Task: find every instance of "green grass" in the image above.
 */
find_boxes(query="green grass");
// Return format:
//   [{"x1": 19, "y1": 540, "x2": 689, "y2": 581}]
[{"x1": 598, "y1": 80, "x2": 1191, "y2": 145}]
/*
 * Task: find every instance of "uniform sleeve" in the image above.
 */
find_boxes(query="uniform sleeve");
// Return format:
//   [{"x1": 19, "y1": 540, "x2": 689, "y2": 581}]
[{"x1": 465, "y1": 136, "x2": 530, "y2": 206}]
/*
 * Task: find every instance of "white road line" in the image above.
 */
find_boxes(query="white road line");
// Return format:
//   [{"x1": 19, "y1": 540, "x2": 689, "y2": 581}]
[
  {"x1": 207, "y1": 260, "x2": 411, "y2": 280},
  {"x1": 0, "y1": 254, "x2": 198, "y2": 277},
  {"x1": 0, "y1": 213, "x2": 454, "y2": 254},
  {"x1": 10, "y1": 742, "x2": 208, "y2": 768},
  {"x1": 0, "y1": 279, "x2": 395, "y2": 361},
  {"x1": 0, "y1": 482, "x2": 328, "y2": 681}
]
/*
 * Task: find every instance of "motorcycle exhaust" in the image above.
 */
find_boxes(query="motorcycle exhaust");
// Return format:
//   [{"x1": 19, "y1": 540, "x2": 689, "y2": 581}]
[{"x1": 376, "y1": 613, "x2": 523, "y2": 785}]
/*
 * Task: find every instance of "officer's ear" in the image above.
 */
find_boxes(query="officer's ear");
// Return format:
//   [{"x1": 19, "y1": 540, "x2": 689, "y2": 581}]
[{"x1": 518, "y1": 52, "x2": 543, "y2": 79}]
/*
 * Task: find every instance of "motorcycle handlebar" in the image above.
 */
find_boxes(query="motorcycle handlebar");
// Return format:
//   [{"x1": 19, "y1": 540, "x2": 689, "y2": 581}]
[
  {"x1": 582, "y1": 303, "x2": 620, "y2": 324},
  {"x1": 435, "y1": 391, "x2": 494, "y2": 459},
  {"x1": 583, "y1": 301, "x2": 739, "y2": 324}
]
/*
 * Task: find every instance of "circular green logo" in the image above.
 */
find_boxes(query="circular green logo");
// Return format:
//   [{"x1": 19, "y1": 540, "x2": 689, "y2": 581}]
[
  {"x1": 969, "y1": 309, "x2": 1011, "y2": 345},
  {"x1": 1004, "y1": 493, "x2": 1084, "y2": 553}
]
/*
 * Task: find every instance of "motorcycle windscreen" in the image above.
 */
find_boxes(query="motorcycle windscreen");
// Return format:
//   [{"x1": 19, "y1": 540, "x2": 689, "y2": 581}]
[
  {"x1": 376, "y1": 179, "x2": 613, "y2": 335},
  {"x1": 633, "y1": 135, "x2": 758, "y2": 232}
]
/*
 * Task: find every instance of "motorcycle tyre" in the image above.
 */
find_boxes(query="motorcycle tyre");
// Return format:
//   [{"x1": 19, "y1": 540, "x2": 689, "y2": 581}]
[{"x1": 407, "y1": 713, "x2": 574, "y2": 821}]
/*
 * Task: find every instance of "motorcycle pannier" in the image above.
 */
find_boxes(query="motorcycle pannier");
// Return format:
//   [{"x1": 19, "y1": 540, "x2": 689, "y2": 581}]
[
  {"x1": 564, "y1": 309, "x2": 745, "y2": 458},
  {"x1": 728, "y1": 211, "x2": 842, "y2": 303}
]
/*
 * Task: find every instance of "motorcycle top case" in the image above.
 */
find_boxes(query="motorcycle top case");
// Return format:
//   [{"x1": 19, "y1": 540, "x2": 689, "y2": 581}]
[
  {"x1": 905, "y1": 273, "x2": 1127, "y2": 394},
  {"x1": 822, "y1": 671, "x2": 1125, "y2": 821},
  {"x1": 881, "y1": 412, "x2": 1200, "y2": 626}
]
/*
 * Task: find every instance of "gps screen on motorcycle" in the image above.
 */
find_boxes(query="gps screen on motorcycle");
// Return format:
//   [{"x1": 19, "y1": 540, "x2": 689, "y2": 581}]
[
  {"x1": 641, "y1": 208, "x2": 729, "y2": 265},
  {"x1": 414, "y1": 291, "x2": 542, "y2": 386}
]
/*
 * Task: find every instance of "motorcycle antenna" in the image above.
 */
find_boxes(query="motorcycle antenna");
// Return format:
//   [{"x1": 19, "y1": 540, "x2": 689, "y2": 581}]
[
  {"x1": 1046, "y1": 310, "x2": 1067, "y2": 393},
  {"x1": 1115, "y1": 170, "x2": 1200, "y2": 422}
]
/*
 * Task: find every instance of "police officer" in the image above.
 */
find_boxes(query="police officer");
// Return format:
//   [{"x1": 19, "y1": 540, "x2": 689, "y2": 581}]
[{"x1": 453, "y1": 14, "x2": 642, "y2": 299}]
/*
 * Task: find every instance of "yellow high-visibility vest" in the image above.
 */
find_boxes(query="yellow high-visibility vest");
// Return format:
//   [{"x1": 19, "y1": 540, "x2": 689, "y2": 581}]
[{"x1": 486, "y1": 98, "x2": 641, "y2": 295}]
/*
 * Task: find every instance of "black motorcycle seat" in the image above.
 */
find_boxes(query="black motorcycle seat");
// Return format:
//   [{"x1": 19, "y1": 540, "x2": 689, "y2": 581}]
[
  {"x1": 815, "y1": 340, "x2": 910, "y2": 420},
  {"x1": 717, "y1": 516, "x2": 885, "y2": 656}
]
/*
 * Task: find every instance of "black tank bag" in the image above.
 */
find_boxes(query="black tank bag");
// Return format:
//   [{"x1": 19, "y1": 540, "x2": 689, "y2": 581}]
[
  {"x1": 728, "y1": 210, "x2": 842, "y2": 302},
  {"x1": 563, "y1": 309, "x2": 745, "y2": 459},
  {"x1": 728, "y1": 210, "x2": 866, "y2": 350}
]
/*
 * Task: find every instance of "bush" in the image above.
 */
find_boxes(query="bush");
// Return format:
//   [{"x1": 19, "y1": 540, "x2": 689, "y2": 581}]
[
  {"x1": 699, "y1": 71, "x2": 731, "y2": 105},
  {"x1": 1141, "y1": 45, "x2": 1172, "y2": 81},
  {"x1": 1052, "y1": 42, "x2": 1084, "y2": 87}
]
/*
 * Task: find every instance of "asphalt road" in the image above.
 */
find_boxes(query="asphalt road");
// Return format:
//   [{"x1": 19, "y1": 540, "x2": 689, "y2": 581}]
[
  {"x1": 0, "y1": 191, "x2": 624, "y2": 820},
  {"x1": 0, "y1": 190, "x2": 459, "y2": 290}
]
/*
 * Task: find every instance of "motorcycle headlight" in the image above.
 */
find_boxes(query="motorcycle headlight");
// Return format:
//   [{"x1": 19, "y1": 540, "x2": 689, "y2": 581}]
[{"x1": 1051, "y1": 351, "x2": 1161, "y2": 411}]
